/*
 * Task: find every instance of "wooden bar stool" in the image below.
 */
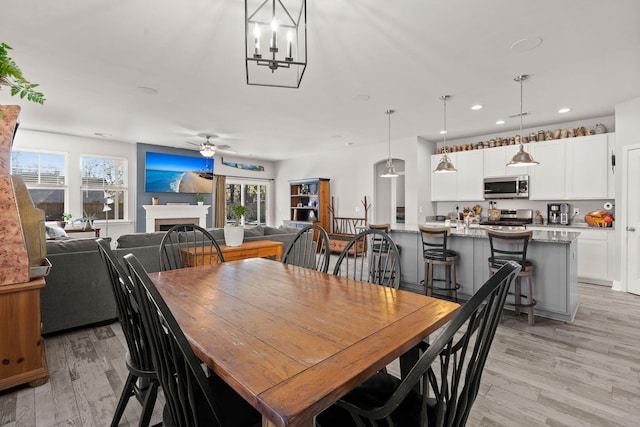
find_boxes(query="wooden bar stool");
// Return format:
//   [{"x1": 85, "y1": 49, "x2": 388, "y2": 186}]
[
  {"x1": 418, "y1": 225, "x2": 459, "y2": 302},
  {"x1": 486, "y1": 229, "x2": 536, "y2": 326}
]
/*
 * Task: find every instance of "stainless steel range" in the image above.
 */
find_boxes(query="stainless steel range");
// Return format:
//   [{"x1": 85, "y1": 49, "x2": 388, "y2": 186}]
[{"x1": 479, "y1": 209, "x2": 533, "y2": 230}]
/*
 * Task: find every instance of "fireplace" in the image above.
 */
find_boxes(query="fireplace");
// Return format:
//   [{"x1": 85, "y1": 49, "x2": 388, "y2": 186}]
[
  {"x1": 143, "y1": 204, "x2": 210, "y2": 233},
  {"x1": 155, "y1": 217, "x2": 199, "y2": 231}
]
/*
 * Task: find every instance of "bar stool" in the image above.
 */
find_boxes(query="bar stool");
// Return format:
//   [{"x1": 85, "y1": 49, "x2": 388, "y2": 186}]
[
  {"x1": 368, "y1": 223, "x2": 393, "y2": 251},
  {"x1": 486, "y1": 229, "x2": 536, "y2": 326},
  {"x1": 418, "y1": 224, "x2": 459, "y2": 302},
  {"x1": 368, "y1": 224, "x2": 400, "y2": 287}
]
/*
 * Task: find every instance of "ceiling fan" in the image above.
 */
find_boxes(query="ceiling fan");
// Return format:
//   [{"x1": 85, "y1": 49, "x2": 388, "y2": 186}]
[{"x1": 185, "y1": 133, "x2": 235, "y2": 157}]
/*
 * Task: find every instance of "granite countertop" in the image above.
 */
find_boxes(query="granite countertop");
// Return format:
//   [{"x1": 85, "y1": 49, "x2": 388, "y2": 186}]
[
  {"x1": 391, "y1": 224, "x2": 580, "y2": 244},
  {"x1": 423, "y1": 217, "x2": 614, "y2": 231}
]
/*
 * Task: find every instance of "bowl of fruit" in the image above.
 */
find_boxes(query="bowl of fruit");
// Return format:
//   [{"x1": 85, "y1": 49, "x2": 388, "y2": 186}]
[{"x1": 584, "y1": 210, "x2": 614, "y2": 227}]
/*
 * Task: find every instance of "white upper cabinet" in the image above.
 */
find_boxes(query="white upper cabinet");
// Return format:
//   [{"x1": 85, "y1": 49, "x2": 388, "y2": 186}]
[
  {"x1": 566, "y1": 134, "x2": 609, "y2": 199},
  {"x1": 455, "y1": 150, "x2": 484, "y2": 201},
  {"x1": 431, "y1": 150, "x2": 484, "y2": 202},
  {"x1": 431, "y1": 153, "x2": 457, "y2": 201},
  {"x1": 528, "y1": 140, "x2": 566, "y2": 200},
  {"x1": 483, "y1": 145, "x2": 530, "y2": 178},
  {"x1": 432, "y1": 132, "x2": 614, "y2": 202}
]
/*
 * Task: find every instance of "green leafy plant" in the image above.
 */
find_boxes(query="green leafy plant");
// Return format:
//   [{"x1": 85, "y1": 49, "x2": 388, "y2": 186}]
[
  {"x1": 0, "y1": 42, "x2": 46, "y2": 116},
  {"x1": 196, "y1": 193, "x2": 205, "y2": 202},
  {"x1": 228, "y1": 204, "x2": 249, "y2": 226},
  {"x1": 62, "y1": 213, "x2": 73, "y2": 222}
]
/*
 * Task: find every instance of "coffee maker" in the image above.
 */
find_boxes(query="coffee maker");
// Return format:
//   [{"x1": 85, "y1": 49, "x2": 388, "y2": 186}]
[{"x1": 548, "y1": 203, "x2": 570, "y2": 225}]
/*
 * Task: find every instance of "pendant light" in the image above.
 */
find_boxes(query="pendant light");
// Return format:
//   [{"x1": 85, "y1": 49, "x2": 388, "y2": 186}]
[
  {"x1": 433, "y1": 95, "x2": 457, "y2": 173},
  {"x1": 381, "y1": 109, "x2": 398, "y2": 177},
  {"x1": 507, "y1": 74, "x2": 539, "y2": 167}
]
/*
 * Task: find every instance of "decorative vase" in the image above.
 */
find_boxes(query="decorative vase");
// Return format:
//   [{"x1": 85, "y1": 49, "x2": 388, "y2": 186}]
[
  {"x1": 152, "y1": 197, "x2": 159, "y2": 205},
  {"x1": 223, "y1": 225, "x2": 244, "y2": 247},
  {"x1": 595, "y1": 123, "x2": 607, "y2": 134},
  {"x1": 197, "y1": 201, "x2": 204, "y2": 206}
]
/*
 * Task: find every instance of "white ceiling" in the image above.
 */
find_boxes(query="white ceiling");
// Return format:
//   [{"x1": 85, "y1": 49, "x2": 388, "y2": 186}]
[{"x1": 2, "y1": 0, "x2": 639, "y2": 161}]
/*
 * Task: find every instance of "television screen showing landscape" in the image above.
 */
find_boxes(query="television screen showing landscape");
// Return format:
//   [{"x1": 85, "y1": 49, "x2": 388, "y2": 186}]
[{"x1": 144, "y1": 152, "x2": 214, "y2": 193}]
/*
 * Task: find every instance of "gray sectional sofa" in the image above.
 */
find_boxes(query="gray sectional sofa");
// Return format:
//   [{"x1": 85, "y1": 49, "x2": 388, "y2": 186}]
[{"x1": 41, "y1": 226, "x2": 299, "y2": 335}]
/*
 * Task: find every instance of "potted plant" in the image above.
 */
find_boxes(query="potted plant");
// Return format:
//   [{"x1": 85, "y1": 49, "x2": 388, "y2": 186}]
[
  {"x1": 61, "y1": 213, "x2": 73, "y2": 228},
  {"x1": 0, "y1": 42, "x2": 45, "y2": 118},
  {"x1": 224, "y1": 204, "x2": 249, "y2": 247},
  {"x1": 196, "y1": 193, "x2": 205, "y2": 206}
]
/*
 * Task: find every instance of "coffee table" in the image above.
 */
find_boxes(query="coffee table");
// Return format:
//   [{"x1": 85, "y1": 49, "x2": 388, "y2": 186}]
[{"x1": 180, "y1": 239, "x2": 283, "y2": 265}]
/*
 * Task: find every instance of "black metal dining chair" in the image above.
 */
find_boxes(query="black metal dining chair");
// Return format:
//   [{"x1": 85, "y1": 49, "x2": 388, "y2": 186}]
[
  {"x1": 96, "y1": 238, "x2": 159, "y2": 427},
  {"x1": 317, "y1": 261, "x2": 521, "y2": 427},
  {"x1": 281, "y1": 224, "x2": 331, "y2": 273},
  {"x1": 158, "y1": 224, "x2": 225, "y2": 271},
  {"x1": 333, "y1": 228, "x2": 401, "y2": 289},
  {"x1": 123, "y1": 253, "x2": 261, "y2": 427}
]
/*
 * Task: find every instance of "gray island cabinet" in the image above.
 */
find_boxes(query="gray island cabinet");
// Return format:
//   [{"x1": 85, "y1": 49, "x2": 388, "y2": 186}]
[{"x1": 390, "y1": 225, "x2": 580, "y2": 323}]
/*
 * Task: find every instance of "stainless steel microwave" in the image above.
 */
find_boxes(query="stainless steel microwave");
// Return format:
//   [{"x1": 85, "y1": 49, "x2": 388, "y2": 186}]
[{"x1": 483, "y1": 175, "x2": 529, "y2": 199}]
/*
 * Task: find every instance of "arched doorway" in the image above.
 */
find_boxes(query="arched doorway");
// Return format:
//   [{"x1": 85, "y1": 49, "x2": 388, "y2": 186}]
[{"x1": 374, "y1": 158, "x2": 405, "y2": 224}]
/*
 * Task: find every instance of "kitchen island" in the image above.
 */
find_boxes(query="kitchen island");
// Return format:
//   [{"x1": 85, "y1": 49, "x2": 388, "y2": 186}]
[{"x1": 391, "y1": 224, "x2": 580, "y2": 322}]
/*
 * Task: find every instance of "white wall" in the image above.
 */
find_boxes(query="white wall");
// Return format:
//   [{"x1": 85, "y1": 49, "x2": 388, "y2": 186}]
[
  {"x1": 12, "y1": 129, "x2": 137, "y2": 243},
  {"x1": 614, "y1": 97, "x2": 640, "y2": 289},
  {"x1": 275, "y1": 136, "x2": 429, "y2": 227}
]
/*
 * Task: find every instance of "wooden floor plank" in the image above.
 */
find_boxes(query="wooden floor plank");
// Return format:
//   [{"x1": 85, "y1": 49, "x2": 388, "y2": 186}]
[{"x1": 2, "y1": 283, "x2": 640, "y2": 426}]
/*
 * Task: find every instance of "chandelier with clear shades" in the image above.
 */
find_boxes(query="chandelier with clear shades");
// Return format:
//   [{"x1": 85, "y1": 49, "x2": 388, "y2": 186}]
[
  {"x1": 507, "y1": 74, "x2": 539, "y2": 167},
  {"x1": 433, "y1": 95, "x2": 457, "y2": 173}
]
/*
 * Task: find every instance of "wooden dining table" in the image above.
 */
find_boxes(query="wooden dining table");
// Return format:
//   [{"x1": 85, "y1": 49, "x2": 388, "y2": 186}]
[{"x1": 148, "y1": 258, "x2": 460, "y2": 427}]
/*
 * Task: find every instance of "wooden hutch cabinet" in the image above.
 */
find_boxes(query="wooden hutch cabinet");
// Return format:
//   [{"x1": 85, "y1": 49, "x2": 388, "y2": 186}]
[
  {"x1": 0, "y1": 106, "x2": 49, "y2": 391},
  {"x1": 284, "y1": 178, "x2": 330, "y2": 231}
]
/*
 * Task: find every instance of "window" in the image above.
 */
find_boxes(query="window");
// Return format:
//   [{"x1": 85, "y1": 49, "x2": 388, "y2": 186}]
[
  {"x1": 81, "y1": 155, "x2": 127, "y2": 220},
  {"x1": 10, "y1": 150, "x2": 67, "y2": 221},
  {"x1": 226, "y1": 180, "x2": 268, "y2": 226}
]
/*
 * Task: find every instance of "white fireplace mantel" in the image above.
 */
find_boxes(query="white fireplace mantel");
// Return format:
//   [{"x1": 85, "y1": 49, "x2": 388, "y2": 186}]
[{"x1": 142, "y1": 204, "x2": 210, "y2": 232}]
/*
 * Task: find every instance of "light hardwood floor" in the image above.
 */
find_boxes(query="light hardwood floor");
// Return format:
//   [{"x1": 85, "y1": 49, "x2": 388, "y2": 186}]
[{"x1": 1, "y1": 283, "x2": 639, "y2": 427}]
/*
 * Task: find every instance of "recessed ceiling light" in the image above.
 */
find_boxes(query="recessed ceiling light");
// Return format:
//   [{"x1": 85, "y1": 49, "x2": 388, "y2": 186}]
[
  {"x1": 439, "y1": 130, "x2": 447, "y2": 135},
  {"x1": 510, "y1": 37, "x2": 543, "y2": 53},
  {"x1": 137, "y1": 86, "x2": 158, "y2": 95},
  {"x1": 496, "y1": 120, "x2": 505, "y2": 125},
  {"x1": 354, "y1": 94, "x2": 370, "y2": 101},
  {"x1": 471, "y1": 104, "x2": 483, "y2": 110},
  {"x1": 558, "y1": 107, "x2": 571, "y2": 114}
]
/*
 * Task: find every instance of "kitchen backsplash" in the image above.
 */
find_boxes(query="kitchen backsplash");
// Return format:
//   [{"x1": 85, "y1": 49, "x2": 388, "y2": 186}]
[{"x1": 434, "y1": 199, "x2": 614, "y2": 225}]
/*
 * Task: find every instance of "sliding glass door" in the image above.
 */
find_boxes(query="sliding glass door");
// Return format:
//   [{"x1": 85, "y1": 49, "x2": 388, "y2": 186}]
[{"x1": 225, "y1": 180, "x2": 268, "y2": 226}]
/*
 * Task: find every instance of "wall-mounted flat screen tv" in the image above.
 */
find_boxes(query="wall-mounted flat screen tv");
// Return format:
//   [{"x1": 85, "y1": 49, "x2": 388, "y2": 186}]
[{"x1": 144, "y1": 152, "x2": 214, "y2": 193}]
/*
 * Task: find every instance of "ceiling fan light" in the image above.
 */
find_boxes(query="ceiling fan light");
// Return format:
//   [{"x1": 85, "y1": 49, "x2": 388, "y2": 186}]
[{"x1": 200, "y1": 145, "x2": 216, "y2": 157}]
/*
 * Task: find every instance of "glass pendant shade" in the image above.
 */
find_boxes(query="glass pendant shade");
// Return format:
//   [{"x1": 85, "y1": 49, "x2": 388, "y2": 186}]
[
  {"x1": 433, "y1": 152, "x2": 457, "y2": 173},
  {"x1": 381, "y1": 159, "x2": 398, "y2": 177},
  {"x1": 433, "y1": 95, "x2": 457, "y2": 173},
  {"x1": 508, "y1": 74, "x2": 539, "y2": 167},
  {"x1": 507, "y1": 144, "x2": 539, "y2": 167},
  {"x1": 381, "y1": 109, "x2": 398, "y2": 177}
]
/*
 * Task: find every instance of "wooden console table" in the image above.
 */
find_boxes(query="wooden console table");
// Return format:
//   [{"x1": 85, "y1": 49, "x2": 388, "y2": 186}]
[
  {"x1": 0, "y1": 278, "x2": 49, "y2": 391},
  {"x1": 181, "y1": 240, "x2": 283, "y2": 265}
]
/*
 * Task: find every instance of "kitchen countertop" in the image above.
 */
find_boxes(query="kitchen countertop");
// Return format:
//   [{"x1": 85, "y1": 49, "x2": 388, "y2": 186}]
[
  {"x1": 392, "y1": 223, "x2": 580, "y2": 243},
  {"x1": 424, "y1": 217, "x2": 614, "y2": 231}
]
